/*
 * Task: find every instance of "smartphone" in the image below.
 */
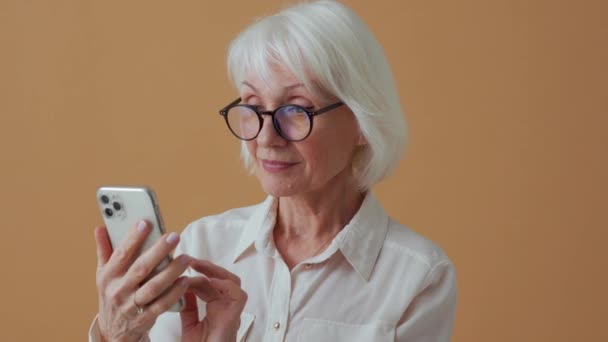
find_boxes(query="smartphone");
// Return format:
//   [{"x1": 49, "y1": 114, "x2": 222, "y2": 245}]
[{"x1": 96, "y1": 186, "x2": 184, "y2": 312}]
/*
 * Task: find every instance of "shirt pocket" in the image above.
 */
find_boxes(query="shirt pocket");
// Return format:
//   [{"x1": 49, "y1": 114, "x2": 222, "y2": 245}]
[
  {"x1": 296, "y1": 318, "x2": 394, "y2": 342},
  {"x1": 237, "y1": 312, "x2": 255, "y2": 342}
]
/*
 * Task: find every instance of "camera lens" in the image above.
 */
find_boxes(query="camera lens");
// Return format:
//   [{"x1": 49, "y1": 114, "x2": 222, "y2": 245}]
[
  {"x1": 113, "y1": 202, "x2": 122, "y2": 211},
  {"x1": 100, "y1": 195, "x2": 109, "y2": 204},
  {"x1": 104, "y1": 208, "x2": 114, "y2": 217}
]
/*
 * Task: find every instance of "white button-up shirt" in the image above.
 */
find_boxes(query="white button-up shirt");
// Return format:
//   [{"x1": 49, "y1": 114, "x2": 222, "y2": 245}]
[{"x1": 90, "y1": 192, "x2": 457, "y2": 341}]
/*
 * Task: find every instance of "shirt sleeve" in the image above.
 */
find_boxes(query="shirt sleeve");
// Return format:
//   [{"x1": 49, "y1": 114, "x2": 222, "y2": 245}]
[
  {"x1": 395, "y1": 260, "x2": 457, "y2": 342},
  {"x1": 88, "y1": 316, "x2": 103, "y2": 342}
]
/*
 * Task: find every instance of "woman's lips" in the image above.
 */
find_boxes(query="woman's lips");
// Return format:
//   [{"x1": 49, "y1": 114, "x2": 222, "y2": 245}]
[{"x1": 261, "y1": 159, "x2": 297, "y2": 173}]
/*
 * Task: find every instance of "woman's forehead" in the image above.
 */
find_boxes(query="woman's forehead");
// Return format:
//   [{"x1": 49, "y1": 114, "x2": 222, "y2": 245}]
[
  {"x1": 240, "y1": 68, "x2": 331, "y2": 101},
  {"x1": 242, "y1": 65, "x2": 301, "y2": 88}
]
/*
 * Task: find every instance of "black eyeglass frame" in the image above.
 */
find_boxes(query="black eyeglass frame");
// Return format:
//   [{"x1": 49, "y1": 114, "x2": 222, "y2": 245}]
[{"x1": 219, "y1": 97, "x2": 345, "y2": 142}]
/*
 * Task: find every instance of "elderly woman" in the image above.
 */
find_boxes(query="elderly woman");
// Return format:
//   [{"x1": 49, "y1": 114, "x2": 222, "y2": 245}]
[{"x1": 91, "y1": 1, "x2": 456, "y2": 341}]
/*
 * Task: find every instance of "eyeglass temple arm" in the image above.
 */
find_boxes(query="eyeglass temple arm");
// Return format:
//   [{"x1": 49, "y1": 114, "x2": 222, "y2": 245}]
[
  {"x1": 219, "y1": 97, "x2": 242, "y2": 114},
  {"x1": 311, "y1": 102, "x2": 345, "y2": 116}
]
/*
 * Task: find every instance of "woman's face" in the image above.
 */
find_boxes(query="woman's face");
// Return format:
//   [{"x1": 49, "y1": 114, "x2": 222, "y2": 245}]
[{"x1": 240, "y1": 67, "x2": 362, "y2": 197}]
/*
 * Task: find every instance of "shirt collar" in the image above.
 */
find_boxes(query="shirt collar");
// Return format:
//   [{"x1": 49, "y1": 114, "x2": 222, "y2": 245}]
[
  {"x1": 232, "y1": 195, "x2": 277, "y2": 263},
  {"x1": 232, "y1": 192, "x2": 389, "y2": 282},
  {"x1": 336, "y1": 191, "x2": 389, "y2": 281}
]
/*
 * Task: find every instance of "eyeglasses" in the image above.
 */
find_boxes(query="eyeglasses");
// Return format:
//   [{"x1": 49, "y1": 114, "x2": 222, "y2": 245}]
[{"x1": 219, "y1": 97, "x2": 345, "y2": 142}]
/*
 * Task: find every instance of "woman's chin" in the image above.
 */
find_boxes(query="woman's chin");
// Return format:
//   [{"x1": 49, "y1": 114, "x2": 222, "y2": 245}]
[{"x1": 258, "y1": 179, "x2": 302, "y2": 198}]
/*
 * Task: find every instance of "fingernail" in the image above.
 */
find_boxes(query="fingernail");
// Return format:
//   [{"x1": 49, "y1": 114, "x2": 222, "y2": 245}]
[
  {"x1": 137, "y1": 221, "x2": 147, "y2": 233},
  {"x1": 166, "y1": 232, "x2": 179, "y2": 244},
  {"x1": 180, "y1": 277, "x2": 189, "y2": 287}
]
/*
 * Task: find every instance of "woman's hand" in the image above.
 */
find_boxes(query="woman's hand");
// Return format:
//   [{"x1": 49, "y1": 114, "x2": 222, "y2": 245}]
[
  {"x1": 94, "y1": 221, "x2": 191, "y2": 342},
  {"x1": 180, "y1": 260, "x2": 248, "y2": 342}
]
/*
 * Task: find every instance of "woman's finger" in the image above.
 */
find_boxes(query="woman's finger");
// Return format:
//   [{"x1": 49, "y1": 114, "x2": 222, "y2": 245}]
[
  {"x1": 180, "y1": 291, "x2": 199, "y2": 330},
  {"x1": 94, "y1": 225, "x2": 113, "y2": 269},
  {"x1": 208, "y1": 278, "x2": 248, "y2": 302},
  {"x1": 122, "y1": 231, "x2": 181, "y2": 289},
  {"x1": 105, "y1": 220, "x2": 151, "y2": 275},
  {"x1": 188, "y1": 276, "x2": 220, "y2": 302},
  {"x1": 141, "y1": 276, "x2": 189, "y2": 319},
  {"x1": 134, "y1": 254, "x2": 192, "y2": 306},
  {"x1": 189, "y1": 259, "x2": 241, "y2": 285}
]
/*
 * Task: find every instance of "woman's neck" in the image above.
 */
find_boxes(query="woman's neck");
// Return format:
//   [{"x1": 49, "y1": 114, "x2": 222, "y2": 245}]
[{"x1": 273, "y1": 172, "x2": 365, "y2": 269}]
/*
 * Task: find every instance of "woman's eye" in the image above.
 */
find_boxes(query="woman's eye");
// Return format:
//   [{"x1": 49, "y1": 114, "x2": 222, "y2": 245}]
[{"x1": 286, "y1": 106, "x2": 306, "y2": 113}]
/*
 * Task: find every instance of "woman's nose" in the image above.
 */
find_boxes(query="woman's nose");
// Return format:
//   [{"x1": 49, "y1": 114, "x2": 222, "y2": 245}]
[{"x1": 256, "y1": 115, "x2": 287, "y2": 147}]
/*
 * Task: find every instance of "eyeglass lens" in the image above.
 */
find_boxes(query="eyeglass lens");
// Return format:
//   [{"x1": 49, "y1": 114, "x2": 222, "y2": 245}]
[{"x1": 226, "y1": 105, "x2": 311, "y2": 141}]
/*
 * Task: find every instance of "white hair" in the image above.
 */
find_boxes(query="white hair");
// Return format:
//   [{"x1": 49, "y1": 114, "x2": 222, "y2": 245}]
[{"x1": 226, "y1": 0, "x2": 407, "y2": 190}]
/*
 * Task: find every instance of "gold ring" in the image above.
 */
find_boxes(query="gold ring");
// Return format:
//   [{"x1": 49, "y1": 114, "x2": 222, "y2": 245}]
[{"x1": 133, "y1": 292, "x2": 144, "y2": 315}]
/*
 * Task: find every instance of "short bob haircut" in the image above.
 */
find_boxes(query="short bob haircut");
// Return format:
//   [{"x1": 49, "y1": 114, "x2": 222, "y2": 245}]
[{"x1": 227, "y1": 0, "x2": 407, "y2": 190}]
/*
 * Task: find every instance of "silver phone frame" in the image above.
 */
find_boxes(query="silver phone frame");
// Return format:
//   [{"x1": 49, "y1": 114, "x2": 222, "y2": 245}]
[{"x1": 96, "y1": 185, "x2": 183, "y2": 312}]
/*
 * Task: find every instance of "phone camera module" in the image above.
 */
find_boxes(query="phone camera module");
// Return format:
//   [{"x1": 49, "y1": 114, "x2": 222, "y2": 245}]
[
  {"x1": 100, "y1": 195, "x2": 110, "y2": 204},
  {"x1": 113, "y1": 202, "x2": 122, "y2": 211},
  {"x1": 104, "y1": 208, "x2": 114, "y2": 217}
]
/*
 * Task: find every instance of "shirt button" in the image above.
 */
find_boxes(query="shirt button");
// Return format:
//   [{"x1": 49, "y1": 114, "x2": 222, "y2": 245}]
[
  {"x1": 274, "y1": 322, "x2": 281, "y2": 330},
  {"x1": 305, "y1": 263, "x2": 312, "y2": 269}
]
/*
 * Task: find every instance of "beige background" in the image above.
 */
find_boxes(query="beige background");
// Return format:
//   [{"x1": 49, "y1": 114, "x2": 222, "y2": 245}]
[{"x1": 1, "y1": 0, "x2": 607, "y2": 341}]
